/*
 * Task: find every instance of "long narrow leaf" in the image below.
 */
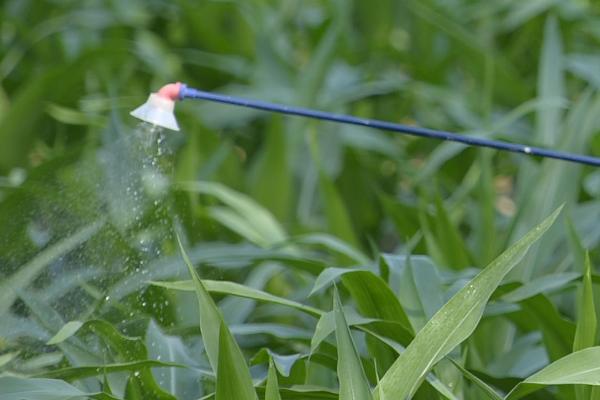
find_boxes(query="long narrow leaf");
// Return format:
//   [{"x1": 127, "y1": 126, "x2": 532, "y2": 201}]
[
  {"x1": 333, "y1": 288, "x2": 372, "y2": 400},
  {"x1": 375, "y1": 206, "x2": 562, "y2": 399},
  {"x1": 573, "y1": 253, "x2": 598, "y2": 400},
  {"x1": 265, "y1": 359, "x2": 282, "y2": 400},
  {"x1": 150, "y1": 279, "x2": 322, "y2": 317},
  {"x1": 215, "y1": 321, "x2": 258, "y2": 400},
  {"x1": 506, "y1": 346, "x2": 600, "y2": 399},
  {"x1": 0, "y1": 377, "x2": 117, "y2": 400},
  {"x1": 178, "y1": 236, "x2": 257, "y2": 400},
  {"x1": 0, "y1": 220, "x2": 104, "y2": 316}
]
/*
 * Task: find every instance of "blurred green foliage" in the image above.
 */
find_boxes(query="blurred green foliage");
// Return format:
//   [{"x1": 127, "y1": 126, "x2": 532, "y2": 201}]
[{"x1": 1, "y1": 0, "x2": 600, "y2": 399}]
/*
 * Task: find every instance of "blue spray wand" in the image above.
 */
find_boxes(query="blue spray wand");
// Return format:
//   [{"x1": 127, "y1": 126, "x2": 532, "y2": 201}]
[{"x1": 130, "y1": 82, "x2": 600, "y2": 167}]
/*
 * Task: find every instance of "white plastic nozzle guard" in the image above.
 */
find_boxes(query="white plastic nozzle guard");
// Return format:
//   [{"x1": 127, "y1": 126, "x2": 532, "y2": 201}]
[{"x1": 130, "y1": 93, "x2": 180, "y2": 131}]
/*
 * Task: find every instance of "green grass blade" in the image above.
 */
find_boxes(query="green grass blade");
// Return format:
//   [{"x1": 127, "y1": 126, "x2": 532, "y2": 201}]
[
  {"x1": 150, "y1": 279, "x2": 322, "y2": 317},
  {"x1": 179, "y1": 181, "x2": 287, "y2": 247},
  {"x1": 447, "y1": 359, "x2": 502, "y2": 400},
  {"x1": 574, "y1": 253, "x2": 597, "y2": 352},
  {"x1": 215, "y1": 321, "x2": 258, "y2": 400},
  {"x1": 266, "y1": 359, "x2": 283, "y2": 400},
  {"x1": 177, "y1": 237, "x2": 224, "y2": 373},
  {"x1": 333, "y1": 287, "x2": 373, "y2": 400},
  {"x1": 0, "y1": 220, "x2": 104, "y2": 316},
  {"x1": 506, "y1": 346, "x2": 600, "y2": 400},
  {"x1": 574, "y1": 253, "x2": 598, "y2": 400},
  {"x1": 178, "y1": 236, "x2": 257, "y2": 400},
  {"x1": 0, "y1": 377, "x2": 118, "y2": 400},
  {"x1": 47, "y1": 321, "x2": 84, "y2": 345},
  {"x1": 375, "y1": 206, "x2": 562, "y2": 399},
  {"x1": 36, "y1": 360, "x2": 184, "y2": 381},
  {"x1": 536, "y1": 15, "x2": 564, "y2": 147}
]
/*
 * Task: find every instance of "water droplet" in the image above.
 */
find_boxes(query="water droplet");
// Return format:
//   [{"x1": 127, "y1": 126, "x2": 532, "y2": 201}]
[{"x1": 523, "y1": 146, "x2": 532, "y2": 154}]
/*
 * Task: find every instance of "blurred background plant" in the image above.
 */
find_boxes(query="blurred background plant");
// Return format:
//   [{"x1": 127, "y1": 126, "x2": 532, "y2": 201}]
[{"x1": 1, "y1": 0, "x2": 600, "y2": 399}]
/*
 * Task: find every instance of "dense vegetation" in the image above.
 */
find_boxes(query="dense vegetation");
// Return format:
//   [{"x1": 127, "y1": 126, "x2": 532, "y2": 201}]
[{"x1": 2, "y1": 0, "x2": 600, "y2": 399}]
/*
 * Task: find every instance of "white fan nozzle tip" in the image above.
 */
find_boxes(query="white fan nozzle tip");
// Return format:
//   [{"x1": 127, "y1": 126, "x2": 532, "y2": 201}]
[{"x1": 130, "y1": 93, "x2": 180, "y2": 132}]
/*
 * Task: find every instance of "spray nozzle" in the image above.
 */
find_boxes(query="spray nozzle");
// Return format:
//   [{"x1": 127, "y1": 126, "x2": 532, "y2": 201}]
[{"x1": 130, "y1": 83, "x2": 182, "y2": 131}]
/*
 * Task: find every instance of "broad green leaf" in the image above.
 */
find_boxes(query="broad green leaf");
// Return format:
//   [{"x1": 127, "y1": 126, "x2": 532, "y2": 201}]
[
  {"x1": 506, "y1": 346, "x2": 600, "y2": 400},
  {"x1": 178, "y1": 237, "x2": 258, "y2": 399},
  {"x1": 266, "y1": 359, "x2": 283, "y2": 400},
  {"x1": 150, "y1": 279, "x2": 322, "y2": 317},
  {"x1": 0, "y1": 377, "x2": 117, "y2": 400},
  {"x1": 374, "y1": 206, "x2": 562, "y2": 399},
  {"x1": 215, "y1": 321, "x2": 258, "y2": 400},
  {"x1": 333, "y1": 288, "x2": 372, "y2": 400},
  {"x1": 0, "y1": 220, "x2": 104, "y2": 316}
]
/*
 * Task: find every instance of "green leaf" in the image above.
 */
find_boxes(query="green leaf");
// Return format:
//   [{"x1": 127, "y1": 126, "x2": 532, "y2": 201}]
[
  {"x1": 374, "y1": 206, "x2": 562, "y2": 399},
  {"x1": 333, "y1": 287, "x2": 373, "y2": 400},
  {"x1": 124, "y1": 369, "x2": 177, "y2": 400},
  {"x1": 316, "y1": 169, "x2": 360, "y2": 249},
  {"x1": 384, "y1": 255, "x2": 446, "y2": 332},
  {"x1": 341, "y1": 271, "x2": 414, "y2": 338},
  {"x1": 37, "y1": 360, "x2": 184, "y2": 381},
  {"x1": 47, "y1": 321, "x2": 84, "y2": 345},
  {"x1": 309, "y1": 267, "x2": 373, "y2": 297},
  {"x1": 574, "y1": 253, "x2": 597, "y2": 352},
  {"x1": 46, "y1": 320, "x2": 147, "y2": 361},
  {"x1": 146, "y1": 320, "x2": 208, "y2": 398},
  {"x1": 506, "y1": 346, "x2": 600, "y2": 400},
  {"x1": 216, "y1": 321, "x2": 258, "y2": 400},
  {"x1": 0, "y1": 220, "x2": 104, "y2": 316},
  {"x1": 178, "y1": 236, "x2": 257, "y2": 400},
  {"x1": 265, "y1": 359, "x2": 283, "y2": 400},
  {"x1": 179, "y1": 181, "x2": 287, "y2": 247},
  {"x1": 0, "y1": 352, "x2": 19, "y2": 369},
  {"x1": 150, "y1": 279, "x2": 322, "y2": 317},
  {"x1": 447, "y1": 359, "x2": 502, "y2": 400},
  {"x1": 519, "y1": 295, "x2": 575, "y2": 361},
  {"x1": 251, "y1": 349, "x2": 301, "y2": 378},
  {"x1": 501, "y1": 272, "x2": 580, "y2": 303},
  {"x1": 0, "y1": 377, "x2": 117, "y2": 400},
  {"x1": 573, "y1": 253, "x2": 598, "y2": 400},
  {"x1": 536, "y1": 15, "x2": 565, "y2": 147}
]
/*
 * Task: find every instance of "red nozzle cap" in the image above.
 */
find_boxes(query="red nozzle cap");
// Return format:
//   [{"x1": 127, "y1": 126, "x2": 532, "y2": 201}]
[{"x1": 157, "y1": 82, "x2": 182, "y2": 101}]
